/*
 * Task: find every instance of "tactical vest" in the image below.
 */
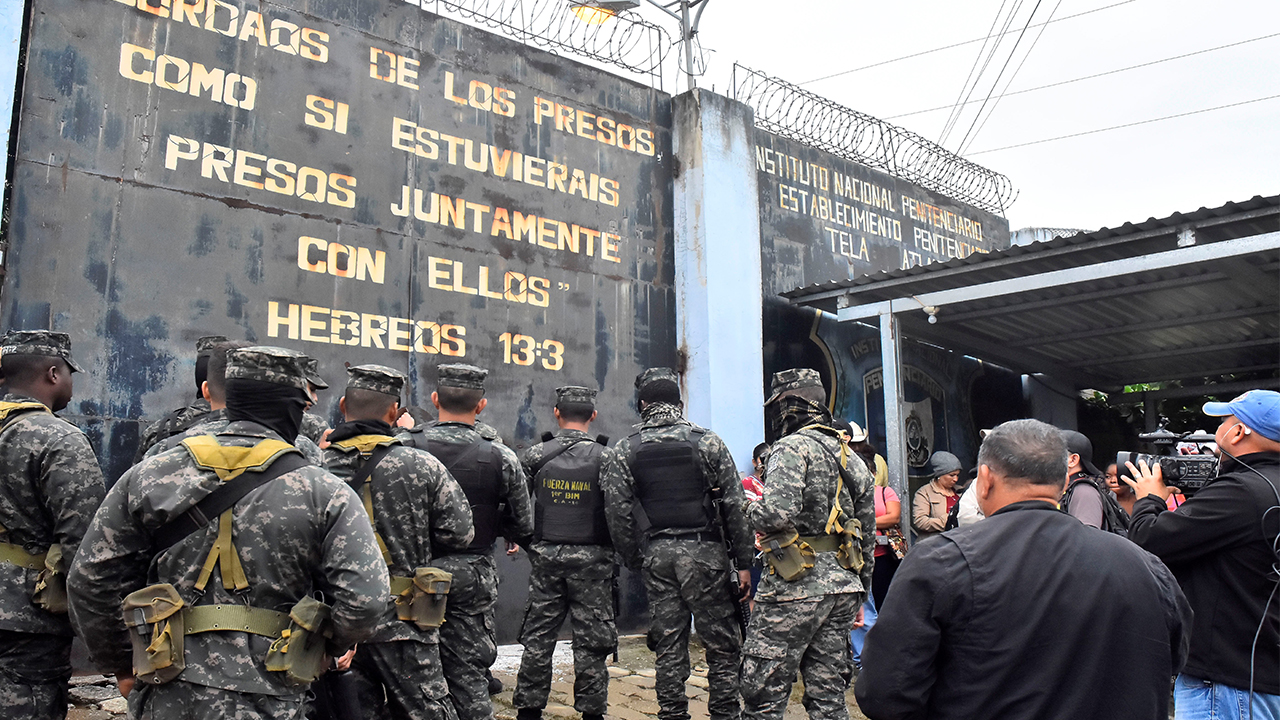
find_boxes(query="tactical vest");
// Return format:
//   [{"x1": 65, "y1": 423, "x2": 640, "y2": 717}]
[
  {"x1": 626, "y1": 428, "x2": 711, "y2": 531},
  {"x1": 422, "y1": 436, "x2": 503, "y2": 552},
  {"x1": 531, "y1": 435, "x2": 610, "y2": 545},
  {"x1": 0, "y1": 402, "x2": 61, "y2": 583}
]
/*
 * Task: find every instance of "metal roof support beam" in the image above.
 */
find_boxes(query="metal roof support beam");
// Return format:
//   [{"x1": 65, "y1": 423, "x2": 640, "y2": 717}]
[
  {"x1": 879, "y1": 308, "x2": 912, "y2": 547},
  {"x1": 1004, "y1": 305, "x2": 1272, "y2": 348},
  {"x1": 1063, "y1": 337, "x2": 1279, "y2": 368},
  {"x1": 796, "y1": 205, "x2": 1278, "y2": 307},
  {"x1": 836, "y1": 231, "x2": 1280, "y2": 323}
]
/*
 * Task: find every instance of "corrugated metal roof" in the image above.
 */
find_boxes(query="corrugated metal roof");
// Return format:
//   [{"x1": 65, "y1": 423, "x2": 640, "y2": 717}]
[{"x1": 785, "y1": 195, "x2": 1280, "y2": 390}]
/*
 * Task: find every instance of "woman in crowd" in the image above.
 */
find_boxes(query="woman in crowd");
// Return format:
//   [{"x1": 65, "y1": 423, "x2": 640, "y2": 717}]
[
  {"x1": 1105, "y1": 462, "x2": 1138, "y2": 516},
  {"x1": 912, "y1": 451, "x2": 963, "y2": 543}
]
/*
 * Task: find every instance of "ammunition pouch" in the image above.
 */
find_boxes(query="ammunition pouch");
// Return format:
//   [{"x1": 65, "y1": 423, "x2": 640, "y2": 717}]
[
  {"x1": 122, "y1": 584, "x2": 187, "y2": 686},
  {"x1": 760, "y1": 530, "x2": 815, "y2": 582},
  {"x1": 32, "y1": 544, "x2": 68, "y2": 614},
  {"x1": 265, "y1": 596, "x2": 332, "y2": 686},
  {"x1": 834, "y1": 518, "x2": 864, "y2": 572},
  {"x1": 392, "y1": 567, "x2": 452, "y2": 630}
]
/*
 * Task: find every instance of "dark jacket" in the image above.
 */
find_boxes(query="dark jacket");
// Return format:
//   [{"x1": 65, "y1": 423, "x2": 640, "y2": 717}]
[
  {"x1": 855, "y1": 501, "x2": 1191, "y2": 720},
  {"x1": 1128, "y1": 451, "x2": 1280, "y2": 693}
]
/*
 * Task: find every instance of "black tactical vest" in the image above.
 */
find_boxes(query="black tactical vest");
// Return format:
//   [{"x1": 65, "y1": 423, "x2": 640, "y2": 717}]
[
  {"x1": 627, "y1": 428, "x2": 711, "y2": 531},
  {"x1": 408, "y1": 431, "x2": 503, "y2": 552},
  {"x1": 531, "y1": 436, "x2": 610, "y2": 545}
]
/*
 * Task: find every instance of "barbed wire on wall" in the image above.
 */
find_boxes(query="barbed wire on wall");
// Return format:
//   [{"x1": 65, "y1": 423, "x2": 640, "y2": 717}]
[
  {"x1": 732, "y1": 64, "x2": 1018, "y2": 216},
  {"x1": 412, "y1": 0, "x2": 676, "y2": 84}
]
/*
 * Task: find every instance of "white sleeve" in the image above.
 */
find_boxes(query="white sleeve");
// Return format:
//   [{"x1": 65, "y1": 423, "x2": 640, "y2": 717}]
[{"x1": 956, "y1": 484, "x2": 984, "y2": 526}]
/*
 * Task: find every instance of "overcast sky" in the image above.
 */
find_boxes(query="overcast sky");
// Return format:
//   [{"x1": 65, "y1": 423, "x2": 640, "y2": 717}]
[{"x1": 628, "y1": 0, "x2": 1280, "y2": 232}]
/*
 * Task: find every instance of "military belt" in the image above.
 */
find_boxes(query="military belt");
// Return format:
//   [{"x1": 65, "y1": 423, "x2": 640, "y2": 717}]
[
  {"x1": 0, "y1": 541, "x2": 47, "y2": 570},
  {"x1": 656, "y1": 530, "x2": 721, "y2": 543},
  {"x1": 183, "y1": 604, "x2": 291, "y2": 638},
  {"x1": 798, "y1": 535, "x2": 841, "y2": 554},
  {"x1": 389, "y1": 576, "x2": 414, "y2": 595}
]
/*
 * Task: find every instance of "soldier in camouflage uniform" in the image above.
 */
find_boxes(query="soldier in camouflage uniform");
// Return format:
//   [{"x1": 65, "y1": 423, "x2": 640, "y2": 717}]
[
  {"x1": 0, "y1": 330, "x2": 106, "y2": 720},
  {"x1": 397, "y1": 364, "x2": 534, "y2": 720},
  {"x1": 323, "y1": 364, "x2": 475, "y2": 720},
  {"x1": 145, "y1": 342, "x2": 324, "y2": 466},
  {"x1": 67, "y1": 346, "x2": 388, "y2": 720},
  {"x1": 600, "y1": 368, "x2": 754, "y2": 720},
  {"x1": 741, "y1": 369, "x2": 876, "y2": 720},
  {"x1": 300, "y1": 357, "x2": 332, "y2": 446},
  {"x1": 513, "y1": 386, "x2": 616, "y2": 720},
  {"x1": 133, "y1": 335, "x2": 227, "y2": 462}
]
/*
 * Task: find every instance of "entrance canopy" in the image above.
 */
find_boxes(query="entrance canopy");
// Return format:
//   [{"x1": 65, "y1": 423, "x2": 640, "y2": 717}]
[
  {"x1": 783, "y1": 195, "x2": 1278, "y2": 538},
  {"x1": 784, "y1": 195, "x2": 1279, "y2": 392}
]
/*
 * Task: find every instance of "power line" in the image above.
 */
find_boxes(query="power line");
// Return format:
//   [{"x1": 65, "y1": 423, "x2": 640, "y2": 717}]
[
  {"x1": 887, "y1": 31, "x2": 1280, "y2": 121},
  {"x1": 958, "y1": 0, "x2": 1064, "y2": 155},
  {"x1": 953, "y1": 0, "x2": 1048, "y2": 154},
  {"x1": 799, "y1": 0, "x2": 1137, "y2": 86},
  {"x1": 939, "y1": 0, "x2": 1025, "y2": 146},
  {"x1": 965, "y1": 93, "x2": 1280, "y2": 156}
]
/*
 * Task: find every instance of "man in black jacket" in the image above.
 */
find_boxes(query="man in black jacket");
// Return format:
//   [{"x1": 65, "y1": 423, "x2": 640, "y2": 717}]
[
  {"x1": 1125, "y1": 389, "x2": 1280, "y2": 720},
  {"x1": 856, "y1": 418, "x2": 1190, "y2": 720}
]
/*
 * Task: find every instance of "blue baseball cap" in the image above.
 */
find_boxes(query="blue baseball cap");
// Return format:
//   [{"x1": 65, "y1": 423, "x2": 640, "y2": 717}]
[{"x1": 1203, "y1": 390, "x2": 1280, "y2": 442}]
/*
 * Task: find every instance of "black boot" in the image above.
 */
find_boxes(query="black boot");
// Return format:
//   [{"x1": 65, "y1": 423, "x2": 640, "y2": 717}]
[
  {"x1": 582, "y1": 714, "x2": 605, "y2": 720},
  {"x1": 516, "y1": 709, "x2": 542, "y2": 720},
  {"x1": 487, "y1": 671, "x2": 504, "y2": 695}
]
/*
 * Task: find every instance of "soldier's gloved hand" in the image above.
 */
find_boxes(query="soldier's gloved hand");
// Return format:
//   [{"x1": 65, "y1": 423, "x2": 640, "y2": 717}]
[
  {"x1": 737, "y1": 570, "x2": 752, "y2": 601},
  {"x1": 116, "y1": 673, "x2": 136, "y2": 698}
]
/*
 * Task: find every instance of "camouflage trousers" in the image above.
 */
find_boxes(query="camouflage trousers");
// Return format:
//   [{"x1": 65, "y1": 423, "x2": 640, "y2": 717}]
[
  {"x1": 740, "y1": 593, "x2": 859, "y2": 720},
  {"x1": 642, "y1": 539, "x2": 743, "y2": 720},
  {"x1": 0, "y1": 630, "x2": 71, "y2": 720},
  {"x1": 513, "y1": 557, "x2": 616, "y2": 714},
  {"x1": 350, "y1": 639, "x2": 457, "y2": 720},
  {"x1": 436, "y1": 553, "x2": 498, "y2": 720},
  {"x1": 127, "y1": 680, "x2": 307, "y2": 719}
]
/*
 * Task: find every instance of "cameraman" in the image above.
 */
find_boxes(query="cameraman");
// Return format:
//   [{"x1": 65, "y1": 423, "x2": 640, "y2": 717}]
[{"x1": 1124, "y1": 389, "x2": 1280, "y2": 719}]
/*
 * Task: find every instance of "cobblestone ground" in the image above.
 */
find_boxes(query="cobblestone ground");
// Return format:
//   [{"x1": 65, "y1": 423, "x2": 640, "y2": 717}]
[{"x1": 68, "y1": 635, "x2": 870, "y2": 719}]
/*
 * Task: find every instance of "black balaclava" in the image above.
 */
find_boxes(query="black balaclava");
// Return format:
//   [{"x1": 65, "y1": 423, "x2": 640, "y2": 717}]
[
  {"x1": 328, "y1": 418, "x2": 394, "y2": 444},
  {"x1": 225, "y1": 378, "x2": 310, "y2": 441},
  {"x1": 194, "y1": 355, "x2": 212, "y2": 399},
  {"x1": 766, "y1": 395, "x2": 833, "y2": 443}
]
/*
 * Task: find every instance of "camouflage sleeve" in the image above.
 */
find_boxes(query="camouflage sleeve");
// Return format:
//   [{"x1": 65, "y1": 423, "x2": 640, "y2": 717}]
[
  {"x1": 295, "y1": 435, "x2": 325, "y2": 466},
  {"x1": 701, "y1": 433, "x2": 754, "y2": 567},
  {"x1": 846, "y1": 458, "x2": 877, "y2": 593},
  {"x1": 518, "y1": 444, "x2": 542, "y2": 495},
  {"x1": 599, "y1": 441, "x2": 642, "y2": 569},
  {"x1": 318, "y1": 482, "x2": 391, "y2": 652},
  {"x1": 496, "y1": 445, "x2": 534, "y2": 546},
  {"x1": 40, "y1": 430, "x2": 106, "y2": 563},
  {"x1": 66, "y1": 470, "x2": 152, "y2": 675},
  {"x1": 747, "y1": 439, "x2": 807, "y2": 534},
  {"x1": 426, "y1": 458, "x2": 475, "y2": 552}
]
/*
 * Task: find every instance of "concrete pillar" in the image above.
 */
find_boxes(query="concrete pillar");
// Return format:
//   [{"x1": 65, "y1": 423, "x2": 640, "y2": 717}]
[{"x1": 672, "y1": 89, "x2": 764, "y2": 472}]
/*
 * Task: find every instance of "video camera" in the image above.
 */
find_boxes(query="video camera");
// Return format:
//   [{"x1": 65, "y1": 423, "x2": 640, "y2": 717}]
[{"x1": 1116, "y1": 418, "x2": 1218, "y2": 497}]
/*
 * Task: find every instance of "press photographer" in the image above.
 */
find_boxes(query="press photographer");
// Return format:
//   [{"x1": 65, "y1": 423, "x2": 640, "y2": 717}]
[{"x1": 1123, "y1": 389, "x2": 1280, "y2": 719}]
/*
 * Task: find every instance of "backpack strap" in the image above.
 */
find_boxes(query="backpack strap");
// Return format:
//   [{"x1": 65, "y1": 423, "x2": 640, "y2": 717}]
[{"x1": 347, "y1": 443, "x2": 397, "y2": 565}]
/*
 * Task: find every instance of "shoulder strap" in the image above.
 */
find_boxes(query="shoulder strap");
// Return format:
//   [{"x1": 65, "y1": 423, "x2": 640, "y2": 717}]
[
  {"x1": 153, "y1": 452, "x2": 308, "y2": 553},
  {"x1": 530, "y1": 437, "x2": 598, "y2": 475},
  {"x1": 349, "y1": 444, "x2": 396, "y2": 491}
]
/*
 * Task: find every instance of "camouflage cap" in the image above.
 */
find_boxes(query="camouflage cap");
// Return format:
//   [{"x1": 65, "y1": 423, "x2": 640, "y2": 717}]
[
  {"x1": 195, "y1": 335, "x2": 229, "y2": 357},
  {"x1": 225, "y1": 346, "x2": 310, "y2": 391},
  {"x1": 438, "y1": 363, "x2": 488, "y2": 390},
  {"x1": 765, "y1": 367, "x2": 823, "y2": 404},
  {"x1": 635, "y1": 367, "x2": 679, "y2": 391},
  {"x1": 555, "y1": 385, "x2": 597, "y2": 406},
  {"x1": 301, "y1": 357, "x2": 329, "y2": 390},
  {"x1": 0, "y1": 330, "x2": 84, "y2": 373},
  {"x1": 347, "y1": 364, "x2": 406, "y2": 398}
]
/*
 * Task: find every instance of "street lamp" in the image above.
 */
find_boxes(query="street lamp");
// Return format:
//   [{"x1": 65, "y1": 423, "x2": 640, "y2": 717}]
[{"x1": 571, "y1": 0, "x2": 708, "y2": 90}]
